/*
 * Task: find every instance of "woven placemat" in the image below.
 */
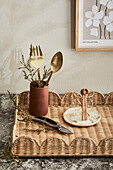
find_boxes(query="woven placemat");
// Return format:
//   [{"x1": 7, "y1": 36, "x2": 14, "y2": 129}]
[{"x1": 11, "y1": 91, "x2": 113, "y2": 157}]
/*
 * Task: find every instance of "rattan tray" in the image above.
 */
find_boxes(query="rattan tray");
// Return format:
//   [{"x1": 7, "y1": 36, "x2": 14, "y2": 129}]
[{"x1": 11, "y1": 91, "x2": 113, "y2": 157}]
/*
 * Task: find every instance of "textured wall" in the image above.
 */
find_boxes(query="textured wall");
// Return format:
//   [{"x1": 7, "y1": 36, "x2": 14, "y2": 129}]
[{"x1": 0, "y1": 0, "x2": 113, "y2": 94}]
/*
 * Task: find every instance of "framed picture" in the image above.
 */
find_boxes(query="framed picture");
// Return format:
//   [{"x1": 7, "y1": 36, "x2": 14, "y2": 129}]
[{"x1": 75, "y1": 0, "x2": 113, "y2": 51}]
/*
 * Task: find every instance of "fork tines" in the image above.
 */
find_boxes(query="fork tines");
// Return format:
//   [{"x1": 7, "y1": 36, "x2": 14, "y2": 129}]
[
  {"x1": 36, "y1": 45, "x2": 39, "y2": 56},
  {"x1": 38, "y1": 45, "x2": 43, "y2": 56},
  {"x1": 30, "y1": 44, "x2": 43, "y2": 58}
]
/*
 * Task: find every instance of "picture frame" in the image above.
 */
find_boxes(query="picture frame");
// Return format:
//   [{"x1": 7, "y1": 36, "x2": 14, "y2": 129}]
[{"x1": 75, "y1": 0, "x2": 113, "y2": 51}]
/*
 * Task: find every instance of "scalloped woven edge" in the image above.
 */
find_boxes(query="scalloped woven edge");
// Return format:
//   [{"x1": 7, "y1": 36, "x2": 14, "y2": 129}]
[
  {"x1": 11, "y1": 90, "x2": 113, "y2": 157},
  {"x1": 16, "y1": 90, "x2": 113, "y2": 106},
  {"x1": 11, "y1": 136, "x2": 113, "y2": 157}
]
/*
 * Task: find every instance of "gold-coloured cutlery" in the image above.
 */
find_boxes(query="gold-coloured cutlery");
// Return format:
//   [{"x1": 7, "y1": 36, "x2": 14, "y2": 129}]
[
  {"x1": 46, "y1": 51, "x2": 63, "y2": 86},
  {"x1": 30, "y1": 44, "x2": 44, "y2": 86}
]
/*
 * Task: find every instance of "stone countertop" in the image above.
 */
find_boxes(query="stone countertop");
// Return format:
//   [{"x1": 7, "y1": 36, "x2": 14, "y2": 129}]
[{"x1": 0, "y1": 94, "x2": 113, "y2": 170}]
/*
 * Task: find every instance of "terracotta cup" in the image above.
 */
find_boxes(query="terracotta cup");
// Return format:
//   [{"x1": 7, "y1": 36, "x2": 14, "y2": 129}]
[{"x1": 29, "y1": 82, "x2": 49, "y2": 116}]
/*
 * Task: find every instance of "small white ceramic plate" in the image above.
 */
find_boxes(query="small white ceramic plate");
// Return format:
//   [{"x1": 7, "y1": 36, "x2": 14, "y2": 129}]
[{"x1": 63, "y1": 107, "x2": 101, "y2": 127}]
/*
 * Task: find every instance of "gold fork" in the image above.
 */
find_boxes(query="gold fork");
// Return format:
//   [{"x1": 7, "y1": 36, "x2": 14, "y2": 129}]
[{"x1": 30, "y1": 44, "x2": 44, "y2": 86}]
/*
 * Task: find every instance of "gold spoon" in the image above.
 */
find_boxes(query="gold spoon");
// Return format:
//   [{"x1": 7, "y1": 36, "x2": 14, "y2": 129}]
[{"x1": 46, "y1": 51, "x2": 63, "y2": 86}]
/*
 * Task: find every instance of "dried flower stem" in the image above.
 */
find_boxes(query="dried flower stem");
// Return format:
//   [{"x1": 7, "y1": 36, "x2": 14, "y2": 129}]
[
  {"x1": 18, "y1": 55, "x2": 37, "y2": 82},
  {"x1": 19, "y1": 55, "x2": 51, "y2": 87},
  {"x1": 7, "y1": 90, "x2": 55, "y2": 131},
  {"x1": 24, "y1": 124, "x2": 56, "y2": 135},
  {"x1": 42, "y1": 65, "x2": 51, "y2": 81},
  {"x1": 0, "y1": 142, "x2": 26, "y2": 170}
]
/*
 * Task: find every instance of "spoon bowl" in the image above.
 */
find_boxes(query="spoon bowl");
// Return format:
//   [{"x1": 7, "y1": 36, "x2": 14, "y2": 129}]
[
  {"x1": 46, "y1": 51, "x2": 63, "y2": 86},
  {"x1": 51, "y1": 52, "x2": 63, "y2": 73}
]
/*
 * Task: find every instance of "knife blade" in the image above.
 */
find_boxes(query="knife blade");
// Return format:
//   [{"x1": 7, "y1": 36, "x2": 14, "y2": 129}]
[{"x1": 32, "y1": 116, "x2": 73, "y2": 134}]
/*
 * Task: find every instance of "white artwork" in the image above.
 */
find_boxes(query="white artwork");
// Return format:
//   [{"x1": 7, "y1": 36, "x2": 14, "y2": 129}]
[
  {"x1": 84, "y1": 1, "x2": 113, "y2": 39},
  {"x1": 75, "y1": 0, "x2": 113, "y2": 51}
]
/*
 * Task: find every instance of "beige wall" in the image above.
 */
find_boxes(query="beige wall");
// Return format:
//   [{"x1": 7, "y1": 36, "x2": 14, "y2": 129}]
[{"x1": 0, "y1": 0, "x2": 113, "y2": 94}]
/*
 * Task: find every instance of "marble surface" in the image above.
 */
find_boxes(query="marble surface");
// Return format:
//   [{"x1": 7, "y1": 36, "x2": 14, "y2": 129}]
[
  {"x1": 0, "y1": 0, "x2": 113, "y2": 94},
  {"x1": 0, "y1": 94, "x2": 113, "y2": 170}
]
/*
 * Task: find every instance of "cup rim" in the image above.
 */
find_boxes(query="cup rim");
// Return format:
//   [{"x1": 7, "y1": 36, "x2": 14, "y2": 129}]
[{"x1": 30, "y1": 81, "x2": 49, "y2": 89}]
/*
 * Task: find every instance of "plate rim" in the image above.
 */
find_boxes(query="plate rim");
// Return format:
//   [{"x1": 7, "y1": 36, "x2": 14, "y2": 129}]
[{"x1": 63, "y1": 107, "x2": 101, "y2": 127}]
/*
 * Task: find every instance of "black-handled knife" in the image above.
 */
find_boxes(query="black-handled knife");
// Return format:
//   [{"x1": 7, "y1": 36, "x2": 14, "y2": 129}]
[{"x1": 32, "y1": 116, "x2": 73, "y2": 134}]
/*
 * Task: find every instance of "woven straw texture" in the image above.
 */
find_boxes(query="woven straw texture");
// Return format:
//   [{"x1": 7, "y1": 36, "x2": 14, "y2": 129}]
[{"x1": 11, "y1": 91, "x2": 113, "y2": 157}]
